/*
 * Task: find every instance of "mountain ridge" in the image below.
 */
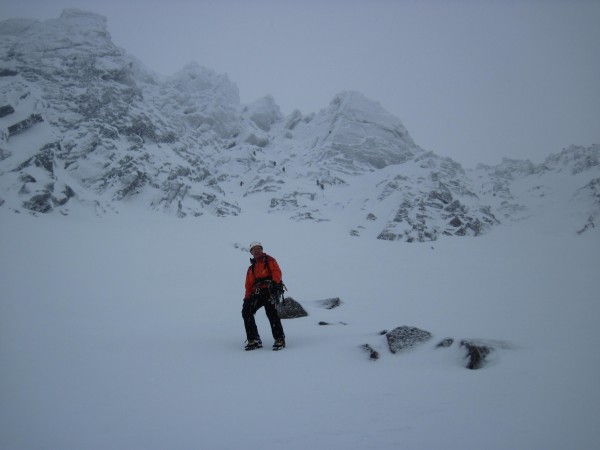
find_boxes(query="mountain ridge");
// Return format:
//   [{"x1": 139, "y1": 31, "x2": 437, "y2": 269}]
[{"x1": 1, "y1": 9, "x2": 598, "y2": 241}]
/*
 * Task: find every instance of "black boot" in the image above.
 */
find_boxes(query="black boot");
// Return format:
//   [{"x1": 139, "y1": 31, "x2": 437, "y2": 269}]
[
  {"x1": 245, "y1": 339, "x2": 263, "y2": 351},
  {"x1": 272, "y1": 338, "x2": 285, "y2": 351}
]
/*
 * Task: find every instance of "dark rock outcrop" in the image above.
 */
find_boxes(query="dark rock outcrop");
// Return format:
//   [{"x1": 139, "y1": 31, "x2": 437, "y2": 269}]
[
  {"x1": 1, "y1": 10, "x2": 597, "y2": 243},
  {"x1": 276, "y1": 297, "x2": 308, "y2": 319},
  {"x1": 7, "y1": 113, "x2": 43, "y2": 136},
  {"x1": 460, "y1": 340, "x2": 493, "y2": 370},
  {"x1": 361, "y1": 344, "x2": 379, "y2": 360},
  {"x1": 0, "y1": 104, "x2": 15, "y2": 118},
  {"x1": 386, "y1": 326, "x2": 432, "y2": 353},
  {"x1": 436, "y1": 338, "x2": 454, "y2": 348},
  {"x1": 317, "y1": 297, "x2": 343, "y2": 309}
]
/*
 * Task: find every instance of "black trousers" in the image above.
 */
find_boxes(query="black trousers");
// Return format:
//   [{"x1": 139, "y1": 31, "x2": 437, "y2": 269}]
[{"x1": 242, "y1": 291, "x2": 285, "y2": 342}]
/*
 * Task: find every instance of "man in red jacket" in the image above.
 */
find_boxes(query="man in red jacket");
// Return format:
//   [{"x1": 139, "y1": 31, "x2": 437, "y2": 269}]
[{"x1": 242, "y1": 241, "x2": 286, "y2": 351}]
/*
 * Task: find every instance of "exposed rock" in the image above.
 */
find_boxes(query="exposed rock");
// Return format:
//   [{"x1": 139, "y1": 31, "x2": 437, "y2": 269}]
[
  {"x1": 436, "y1": 338, "x2": 454, "y2": 348},
  {"x1": 0, "y1": 69, "x2": 19, "y2": 77},
  {"x1": 276, "y1": 297, "x2": 308, "y2": 319},
  {"x1": 544, "y1": 144, "x2": 600, "y2": 174},
  {"x1": 317, "y1": 297, "x2": 343, "y2": 309},
  {"x1": 19, "y1": 182, "x2": 76, "y2": 213},
  {"x1": 361, "y1": 344, "x2": 379, "y2": 360},
  {"x1": 577, "y1": 217, "x2": 596, "y2": 235},
  {"x1": 7, "y1": 113, "x2": 43, "y2": 136},
  {"x1": 0, "y1": 148, "x2": 11, "y2": 161},
  {"x1": 0, "y1": 9, "x2": 597, "y2": 243},
  {"x1": 0, "y1": 104, "x2": 15, "y2": 118},
  {"x1": 460, "y1": 340, "x2": 492, "y2": 370},
  {"x1": 386, "y1": 326, "x2": 432, "y2": 353},
  {"x1": 15, "y1": 142, "x2": 58, "y2": 174},
  {"x1": 22, "y1": 191, "x2": 53, "y2": 213},
  {"x1": 373, "y1": 156, "x2": 501, "y2": 242},
  {"x1": 574, "y1": 177, "x2": 600, "y2": 234}
]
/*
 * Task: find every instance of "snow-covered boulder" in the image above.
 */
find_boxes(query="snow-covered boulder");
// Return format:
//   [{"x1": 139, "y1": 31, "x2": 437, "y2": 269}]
[
  {"x1": 244, "y1": 95, "x2": 282, "y2": 132},
  {"x1": 307, "y1": 91, "x2": 420, "y2": 172},
  {"x1": 162, "y1": 62, "x2": 240, "y2": 138}
]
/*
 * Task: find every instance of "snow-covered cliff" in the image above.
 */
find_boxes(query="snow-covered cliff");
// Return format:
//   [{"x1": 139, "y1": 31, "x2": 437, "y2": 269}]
[{"x1": 1, "y1": 10, "x2": 598, "y2": 241}]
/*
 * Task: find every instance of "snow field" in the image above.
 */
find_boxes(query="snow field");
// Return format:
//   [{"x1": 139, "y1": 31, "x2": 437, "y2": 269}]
[{"x1": 1, "y1": 209, "x2": 599, "y2": 449}]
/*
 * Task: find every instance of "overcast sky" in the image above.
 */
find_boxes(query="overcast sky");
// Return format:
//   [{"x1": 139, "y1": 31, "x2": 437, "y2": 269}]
[{"x1": 2, "y1": 0, "x2": 599, "y2": 167}]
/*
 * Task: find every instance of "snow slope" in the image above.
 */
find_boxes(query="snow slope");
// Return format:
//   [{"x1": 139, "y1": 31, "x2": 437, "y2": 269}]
[
  {"x1": 1, "y1": 207, "x2": 599, "y2": 450},
  {"x1": 1, "y1": 9, "x2": 599, "y2": 450}
]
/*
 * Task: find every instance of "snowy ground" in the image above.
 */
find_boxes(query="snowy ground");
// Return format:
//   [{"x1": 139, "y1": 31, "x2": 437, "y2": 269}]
[{"x1": 1, "y1": 208, "x2": 599, "y2": 449}]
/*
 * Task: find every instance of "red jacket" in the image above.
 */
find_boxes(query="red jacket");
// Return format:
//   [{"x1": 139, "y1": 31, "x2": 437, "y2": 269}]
[{"x1": 245, "y1": 252, "x2": 282, "y2": 299}]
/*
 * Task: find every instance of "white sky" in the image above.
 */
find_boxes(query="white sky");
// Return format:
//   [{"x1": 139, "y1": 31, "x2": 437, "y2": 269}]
[{"x1": 1, "y1": 0, "x2": 599, "y2": 167}]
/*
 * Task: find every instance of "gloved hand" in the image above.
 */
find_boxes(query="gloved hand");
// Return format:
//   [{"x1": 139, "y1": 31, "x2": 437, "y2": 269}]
[
  {"x1": 268, "y1": 282, "x2": 281, "y2": 296},
  {"x1": 267, "y1": 283, "x2": 283, "y2": 304}
]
